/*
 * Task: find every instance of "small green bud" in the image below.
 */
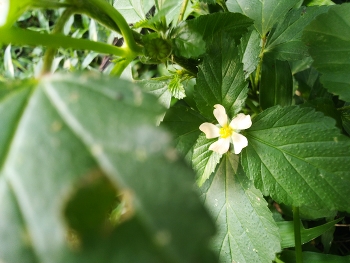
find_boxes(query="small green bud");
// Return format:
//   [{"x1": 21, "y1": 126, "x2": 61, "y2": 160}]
[{"x1": 144, "y1": 38, "x2": 172, "y2": 62}]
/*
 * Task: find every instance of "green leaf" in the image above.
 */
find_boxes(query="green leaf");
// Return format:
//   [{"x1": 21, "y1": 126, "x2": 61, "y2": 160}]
[
  {"x1": 0, "y1": 74, "x2": 216, "y2": 262},
  {"x1": 200, "y1": 153, "x2": 281, "y2": 263},
  {"x1": 192, "y1": 134, "x2": 222, "y2": 186},
  {"x1": 238, "y1": 29, "x2": 261, "y2": 79},
  {"x1": 279, "y1": 250, "x2": 350, "y2": 263},
  {"x1": 171, "y1": 13, "x2": 253, "y2": 59},
  {"x1": 277, "y1": 218, "x2": 342, "y2": 248},
  {"x1": 195, "y1": 33, "x2": 248, "y2": 120},
  {"x1": 302, "y1": 4, "x2": 350, "y2": 102},
  {"x1": 162, "y1": 103, "x2": 205, "y2": 161},
  {"x1": 136, "y1": 79, "x2": 172, "y2": 109},
  {"x1": 241, "y1": 106, "x2": 350, "y2": 212},
  {"x1": 113, "y1": 0, "x2": 154, "y2": 24},
  {"x1": 265, "y1": 6, "x2": 329, "y2": 61},
  {"x1": 260, "y1": 57, "x2": 293, "y2": 109},
  {"x1": 304, "y1": 0, "x2": 335, "y2": 6},
  {"x1": 226, "y1": 0, "x2": 300, "y2": 36}
]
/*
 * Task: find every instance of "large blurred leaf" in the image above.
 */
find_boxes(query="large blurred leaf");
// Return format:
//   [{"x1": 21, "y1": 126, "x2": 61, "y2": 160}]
[
  {"x1": 201, "y1": 153, "x2": 281, "y2": 263},
  {"x1": 226, "y1": 0, "x2": 300, "y2": 36},
  {"x1": 277, "y1": 218, "x2": 342, "y2": 248},
  {"x1": 241, "y1": 106, "x2": 350, "y2": 212},
  {"x1": 195, "y1": 33, "x2": 248, "y2": 120},
  {"x1": 0, "y1": 74, "x2": 216, "y2": 262},
  {"x1": 302, "y1": 4, "x2": 350, "y2": 102},
  {"x1": 264, "y1": 6, "x2": 329, "y2": 60},
  {"x1": 260, "y1": 57, "x2": 293, "y2": 109}
]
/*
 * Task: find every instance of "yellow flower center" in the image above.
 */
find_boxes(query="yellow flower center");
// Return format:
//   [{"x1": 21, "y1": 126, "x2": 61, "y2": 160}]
[{"x1": 219, "y1": 125, "x2": 233, "y2": 139}]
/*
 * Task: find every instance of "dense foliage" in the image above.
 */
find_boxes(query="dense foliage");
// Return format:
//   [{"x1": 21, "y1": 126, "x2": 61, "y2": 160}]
[{"x1": 1, "y1": 0, "x2": 350, "y2": 262}]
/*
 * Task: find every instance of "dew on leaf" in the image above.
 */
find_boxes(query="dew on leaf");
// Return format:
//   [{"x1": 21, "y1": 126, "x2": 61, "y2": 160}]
[
  {"x1": 155, "y1": 230, "x2": 171, "y2": 246},
  {"x1": 91, "y1": 144, "x2": 103, "y2": 156}
]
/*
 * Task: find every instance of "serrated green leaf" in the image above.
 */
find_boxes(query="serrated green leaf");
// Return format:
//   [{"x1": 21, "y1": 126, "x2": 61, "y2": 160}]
[
  {"x1": 280, "y1": 250, "x2": 350, "y2": 263},
  {"x1": 265, "y1": 6, "x2": 329, "y2": 61},
  {"x1": 277, "y1": 218, "x2": 342, "y2": 248},
  {"x1": 200, "y1": 153, "x2": 281, "y2": 263},
  {"x1": 162, "y1": 103, "x2": 205, "y2": 161},
  {"x1": 241, "y1": 106, "x2": 350, "y2": 212},
  {"x1": 226, "y1": 0, "x2": 300, "y2": 36},
  {"x1": 0, "y1": 74, "x2": 216, "y2": 262},
  {"x1": 238, "y1": 29, "x2": 261, "y2": 79},
  {"x1": 171, "y1": 13, "x2": 252, "y2": 59},
  {"x1": 192, "y1": 134, "x2": 222, "y2": 186},
  {"x1": 302, "y1": 4, "x2": 350, "y2": 102},
  {"x1": 260, "y1": 57, "x2": 293, "y2": 109},
  {"x1": 195, "y1": 33, "x2": 248, "y2": 120}
]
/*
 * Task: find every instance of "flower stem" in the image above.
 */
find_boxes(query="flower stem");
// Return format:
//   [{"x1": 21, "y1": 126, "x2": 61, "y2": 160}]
[
  {"x1": 42, "y1": 8, "x2": 74, "y2": 74},
  {"x1": 177, "y1": 0, "x2": 190, "y2": 24},
  {"x1": 246, "y1": 98, "x2": 260, "y2": 114},
  {"x1": 293, "y1": 206, "x2": 303, "y2": 263}
]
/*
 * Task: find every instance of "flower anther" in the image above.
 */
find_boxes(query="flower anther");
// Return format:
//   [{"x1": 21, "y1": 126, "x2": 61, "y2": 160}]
[{"x1": 199, "y1": 104, "x2": 252, "y2": 155}]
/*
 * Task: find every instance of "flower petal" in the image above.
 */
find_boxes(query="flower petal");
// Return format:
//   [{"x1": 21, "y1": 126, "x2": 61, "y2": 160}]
[
  {"x1": 209, "y1": 138, "x2": 230, "y2": 154},
  {"x1": 199, "y1": 123, "x2": 220, "y2": 139},
  {"x1": 230, "y1": 113, "x2": 252, "y2": 130},
  {"x1": 231, "y1": 132, "x2": 248, "y2": 154},
  {"x1": 213, "y1": 104, "x2": 228, "y2": 127}
]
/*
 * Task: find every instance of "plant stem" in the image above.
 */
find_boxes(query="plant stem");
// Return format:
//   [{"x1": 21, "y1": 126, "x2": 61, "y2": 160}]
[
  {"x1": 0, "y1": 27, "x2": 129, "y2": 57},
  {"x1": 253, "y1": 36, "x2": 267, "y2": 91},
  {"x1": 177, "y1": 0, "x2": 190, "y2": 24},
  {"x1": 87, "y1": 0, "x2": 142, "y2": 54},
  {"x1": 42, "y1": 8, "x2": 74, "y2": 74},
  {"x1": 246, "y1": 98, "x2": 260, "y2": 114},
  {"x1": 293, "y1": 206, "x2": 303, "y2": 263},
  {"x1": 110, "y1": 57, "x2": 133, "y2": 77},
  {"x1": 217, "y1": 0, "x2": 229, "y2": 12}
]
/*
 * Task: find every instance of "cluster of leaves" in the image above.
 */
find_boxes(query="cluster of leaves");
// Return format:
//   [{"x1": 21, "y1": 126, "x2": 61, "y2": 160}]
[{"x1": 1, "y1": 0, "x2": 350, "y2": 262}]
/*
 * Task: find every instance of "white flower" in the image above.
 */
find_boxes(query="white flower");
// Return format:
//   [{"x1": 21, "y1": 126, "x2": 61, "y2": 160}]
[{"x1": 199, "y1": 104, "x2": 252, "y2": 155}]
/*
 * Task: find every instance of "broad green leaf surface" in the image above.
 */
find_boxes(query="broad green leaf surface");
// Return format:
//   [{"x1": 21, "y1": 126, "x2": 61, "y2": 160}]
[
  {"x1": 277, "y1": 218, "x2": 342, "y2": 248},
  {"x1": 171, "y1": 13, "x2": 252, "y2": 58},
  {"x1": 200, "y1": 153, "x2": 281, "y2": 263},
  {"x1": 226, "y1": 0, "x2": 300, "y2": 36},
  {"x1": 0, "y1": 74, "x2": 216, "y2": 262},
  {"x1": 238, "y1": 29, "x2": 261, "y2": 79},
  {"x1": 260, "y1": 57, "x2": 293, "y2": 109},
  {"x1": 192, "y1": 134, "x2": 222, "y2": 186},
  {"x1": 241, "y1": 106, "x2": 350, "y2": 212},
  {"x1": 113, "y1": 0, "x2": 154, "y2": 24},
  {"x1": 302, "y1": 4, "x2": 350, "y2": 102},
  {"x1": 280, "y1": 250, "x2": 350, "y2": 263},
  {"x1": 136, "y1": 79, "x2": 172, "y2": 109},
  {"x1": 162, "y1": 103, "x2": 205, "y2": 162},
  {"x1": 265, "y1": 6, "x2": 329, "y2": 61},
  {"x1": 195, "y1": 33, "x2": 248, "y2": 120}
]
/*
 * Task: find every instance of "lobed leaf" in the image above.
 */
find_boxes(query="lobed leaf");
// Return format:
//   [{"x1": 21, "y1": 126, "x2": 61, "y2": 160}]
[
  {"x1": 201, "y1": 153, "x2": 281, "y2": 263},
  {"x1": 226, "y1": 0, "x2": 300, "y2": 37},
  {"x1": 195, "y1": 33, "x2": 248, "y2": 120},
  {"x1": 241, "y1": 106, "x2": 350, "y2": 212},
  {"x1": 302, "y1": 4, "x2": 350, "y2": 102},
  {"x1": 265, "y1": 6, "x2": 329, "y2": 61}
]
